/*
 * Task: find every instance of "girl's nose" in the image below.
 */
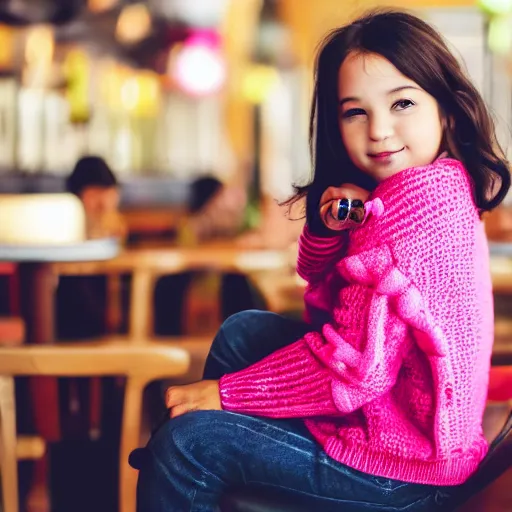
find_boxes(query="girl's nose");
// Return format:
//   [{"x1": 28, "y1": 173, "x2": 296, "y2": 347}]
[{"x1": 368, "y1": 113, "x2": 394, "y2": 141}]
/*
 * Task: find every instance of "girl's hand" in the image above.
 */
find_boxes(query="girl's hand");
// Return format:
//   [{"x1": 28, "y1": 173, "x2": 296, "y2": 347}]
[
  {"x1": 319, "y1": 183, "x2": 370, "y2": 231},
  {"x1": 165, "y1": 380, "x2": 222, "y2": 418}
]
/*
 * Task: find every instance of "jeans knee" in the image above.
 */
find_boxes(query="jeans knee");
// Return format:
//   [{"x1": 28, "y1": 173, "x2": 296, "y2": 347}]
[
  {"x1": 205, "y1": 310, "x2": 296, "y2": 379},
  {"x1": 222, "y1": 309, "x2": 265, "y2": 329},
  {"x1": 145, "y1": 411, "x2": 234, "y2": 474},
  {"x1": 210, "y1": 310, "x2": 258, "y2": 350},
  {"x1": 218, "y1": 310, "x2": 277, "y2": 339},
  {"x1": 149, "y1": 411, "x2": 219, "y2": 455}
]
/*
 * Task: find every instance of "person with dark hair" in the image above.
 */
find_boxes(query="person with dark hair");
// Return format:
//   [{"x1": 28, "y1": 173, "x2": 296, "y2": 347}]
[
  {"x1": 58, "y1": 156, "x2": 125, "y2": 342},
  {"x1": 187, "y1": 175, "x2": 224, "y2": 214},
  {"x1": 153, "y1": 175, "x2": 256, "y2": 336},
  {"x1": 56, "y1": 156, "x2": 125, "y2": 431},
  {"x1": 66, "y1": 156, "x2": 118, "y2": 195},
  {"x1": 45, "y1": 157, "x2": 127, "y2": 511},
  {"x1": 66, "y1": 155, "x2": 125, "y2": 240},
  {"x1": 133, "y1": 10, "x2": 510, "y2": 510}
]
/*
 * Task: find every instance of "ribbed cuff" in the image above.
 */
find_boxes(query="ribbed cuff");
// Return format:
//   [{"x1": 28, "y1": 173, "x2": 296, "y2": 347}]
[
  {"x1": 302, "y1": 224, "x2": 347, "y2": 246},
  {"x1": 219, "y1": 340, "x2": 339, "y2": 418},
  {"x1": 307, "y1": 214, "x2": 341, "y2": 238},
  {"x1": 297, "y1": 226, "x2": 347, "y2": 281}
]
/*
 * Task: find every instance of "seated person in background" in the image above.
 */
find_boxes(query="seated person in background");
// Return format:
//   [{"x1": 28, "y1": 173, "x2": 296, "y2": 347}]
[
  {"x1": 183, "y1": 176, "x2": 304, "y2": 249},
  {"x1": 66, "y1": 155, "x2": 126, "y2": 240},
  {"x1": 58, "y1": 155, "x2": 127, "y2": 341},
  {"x1": 237, "y1": 193, "x2": 305, "y2": 250},
  {"x1": 177, "y1": 175, "x2": 247, "y2": 243},
  {"x1": 153, "y1": 176, "x2": 258, "y2": 336},
  {"x1": 54, "y1": 157, "x2": 126, "y2": 478}
]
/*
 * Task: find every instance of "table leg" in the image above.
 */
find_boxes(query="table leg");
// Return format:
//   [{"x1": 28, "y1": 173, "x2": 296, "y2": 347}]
[
  {"x1": 19, "y1": 263, "x2": 59, "y2": 512},
  {"x1": 19, "y1": 262, "x2": 60, "y2": 441}
]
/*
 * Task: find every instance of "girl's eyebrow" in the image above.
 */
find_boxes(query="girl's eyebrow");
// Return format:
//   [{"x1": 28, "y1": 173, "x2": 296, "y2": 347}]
[{"x1": 338, "y1": 85, "x2": 421, "y2": 106}]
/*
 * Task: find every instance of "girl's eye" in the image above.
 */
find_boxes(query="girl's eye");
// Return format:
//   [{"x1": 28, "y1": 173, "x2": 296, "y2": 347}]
[
  {"x1": 393, "y1": 99, "x2": 415, "y2": 110},
  {"x1": 342, "y1": 108, "x2": 366, "y2": 118}
]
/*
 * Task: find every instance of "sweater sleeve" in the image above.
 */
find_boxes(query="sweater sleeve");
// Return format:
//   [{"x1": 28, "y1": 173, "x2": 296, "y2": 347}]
[
  {"x1": 296, "y1": 225, "x2": 347, "y2": 283},
  {"x1": 220, "y1": 339, "x2": 340, "y2": 417},
  {"x1": 219, "y1": 262, "x2": 410, "y2": 418}
]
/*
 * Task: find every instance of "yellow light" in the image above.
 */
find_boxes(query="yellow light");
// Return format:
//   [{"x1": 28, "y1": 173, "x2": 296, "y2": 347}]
[
  {"x1": 88, "y1": 0, "x2": 119, "y2": 12},
  {"x1": 64, "y1": 48, "x2": 91, "y2": 123},
  {"x1": 133, "y1": 72, "x2": 160, "y2": 116},
  {"x1": 98, "y1": 62, "x2": 160, "y2": 115},
  {"x1": 99, "y1": 62, "x2": 127, "y2": 110},
  {"x1": 25, "y1": 25, "x2": 54, "y2": 67},
  {"x1": 0, "y1": 25, "x2": 14, "y2": 69},
  {"x1": 121, "y1": 73, "x2": 160, "y2": 115},
  {"x1": 242, "y1": 64, "x2": 279, "y2": 104},
  {"x1": 121, "y1": 77, "x2": 139, "y2": 110},
  {"x1": 478, "y1": 0, "x2": 512, "y2": 15},
  {"x1": 488, "y1": 15, "x2": 512, "y2": 54},
  {"x1": 116, "y1": 3, "x2": 152, "y2": 45}
]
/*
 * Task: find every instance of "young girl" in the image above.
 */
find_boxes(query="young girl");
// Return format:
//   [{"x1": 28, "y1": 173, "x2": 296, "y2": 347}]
[{"x1": 131, "y1": 9, "x2": 510, "y2": 511}]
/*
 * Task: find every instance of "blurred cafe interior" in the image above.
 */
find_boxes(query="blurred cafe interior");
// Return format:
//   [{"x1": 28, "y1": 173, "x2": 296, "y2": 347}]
[{"x1": 0, "y1": 0, "x2": 510, "y2": 511}]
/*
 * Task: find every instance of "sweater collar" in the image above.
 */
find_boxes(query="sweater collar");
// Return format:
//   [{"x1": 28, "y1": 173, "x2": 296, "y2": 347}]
[
  {"x1": 362, "y1": 157, "x2": 464, "y2": 223},
  {"x1": 371, "y1": 157, "x2": 462, "y2": 197}
]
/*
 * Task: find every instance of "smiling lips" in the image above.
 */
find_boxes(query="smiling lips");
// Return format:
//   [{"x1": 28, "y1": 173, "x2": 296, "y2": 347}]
[{"x1": 368, "y1": 147, "x2": 405, "y2": 159}]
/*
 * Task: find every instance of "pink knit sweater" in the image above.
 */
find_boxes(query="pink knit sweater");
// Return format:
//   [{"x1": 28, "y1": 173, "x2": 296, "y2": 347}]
[{"x1": 219, "y1": 158, "x2": 493, "y2": 486}]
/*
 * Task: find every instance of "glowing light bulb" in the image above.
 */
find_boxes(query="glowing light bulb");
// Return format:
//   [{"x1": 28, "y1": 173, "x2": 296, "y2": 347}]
[
  {"x1": 170, "y1": 32, "x2": 226, "y2": 96},
  {"x1": 116, "y1": 3, "x2": 151, "y2": 45}
]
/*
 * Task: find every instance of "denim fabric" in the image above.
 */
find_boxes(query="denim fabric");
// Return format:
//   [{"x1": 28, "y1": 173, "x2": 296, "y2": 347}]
[{"x1": 131, "y1": 310, "x2": 449, "y2": 511}]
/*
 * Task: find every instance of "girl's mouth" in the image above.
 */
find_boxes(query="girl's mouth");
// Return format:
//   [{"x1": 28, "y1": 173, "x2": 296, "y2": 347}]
[{"x1": 368, "y1": 148, "x2": 405, "y2": 160}]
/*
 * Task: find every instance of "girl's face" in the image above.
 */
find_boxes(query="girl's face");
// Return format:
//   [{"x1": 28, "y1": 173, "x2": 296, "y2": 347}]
[{"x1": 338, "y1": 52, "x2": 444, "y2": 182}]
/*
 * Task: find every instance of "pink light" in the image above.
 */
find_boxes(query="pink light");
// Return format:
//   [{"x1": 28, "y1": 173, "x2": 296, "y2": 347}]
[{"x1": 171, "y1": 31, "x2": 226, "y2": 96}]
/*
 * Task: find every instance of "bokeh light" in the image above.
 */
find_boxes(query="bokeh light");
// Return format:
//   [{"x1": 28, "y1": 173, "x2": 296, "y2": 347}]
[{"x1": 170, "y1": 31, "x2": 226, "y2": 96}]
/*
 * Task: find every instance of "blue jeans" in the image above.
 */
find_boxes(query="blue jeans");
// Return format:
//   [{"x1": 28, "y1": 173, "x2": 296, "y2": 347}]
[{"x1": 131, "y1": 310, "x2": 447, "y2": 511}]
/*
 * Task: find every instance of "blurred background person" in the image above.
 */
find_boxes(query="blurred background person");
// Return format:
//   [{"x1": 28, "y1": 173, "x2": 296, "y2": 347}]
[
  {"x1": 66, "y1": 155, "x2": 127, "y2": 241},
  {"x1": 153, "y1": 174, "x2": 260, "y2": 337}
]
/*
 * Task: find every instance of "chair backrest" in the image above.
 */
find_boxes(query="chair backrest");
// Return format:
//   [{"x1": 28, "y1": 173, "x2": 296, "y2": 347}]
[
  {"x1": 449, "y1": 410, "x2": 512, "y2": 509},
  {"x1": 469, "y1": 411, "x2": 512, "y2": 488}
]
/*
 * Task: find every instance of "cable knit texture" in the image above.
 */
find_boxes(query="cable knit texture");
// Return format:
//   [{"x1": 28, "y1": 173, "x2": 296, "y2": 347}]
[{"x1": 219, "y1": 158, "x2": 493, "y2": 486}]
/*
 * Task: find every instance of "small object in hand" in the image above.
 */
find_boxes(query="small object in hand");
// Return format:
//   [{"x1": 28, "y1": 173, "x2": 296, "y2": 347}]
[
  {"x1": 337, "y1": 198, "x2": 364, "y2": 222},
  {"x1": 321, "y1": 198, "x2": 366, "y2": 230}
]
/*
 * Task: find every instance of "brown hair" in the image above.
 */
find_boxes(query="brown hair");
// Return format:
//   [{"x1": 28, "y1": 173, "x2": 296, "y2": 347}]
[{"x1": 287, "y1": 9, "x2": 510, "y2": 224}]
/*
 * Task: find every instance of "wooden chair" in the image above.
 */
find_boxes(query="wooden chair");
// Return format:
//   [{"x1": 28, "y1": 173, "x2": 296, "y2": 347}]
[
  {"x1": 0, "y1": 317, "x2": 24, "y2": 347},
  {"x1": 0, "y1": 340, "x2": 192, "y2": 512},
  {"x1": 0, "y1": 315, "x2": 47, "y2": 479}
]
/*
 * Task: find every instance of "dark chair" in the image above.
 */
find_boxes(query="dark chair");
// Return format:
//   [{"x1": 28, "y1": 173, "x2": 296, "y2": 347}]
[{"x1": 220, "y1": 411, "x2": 512, "y2": 512}]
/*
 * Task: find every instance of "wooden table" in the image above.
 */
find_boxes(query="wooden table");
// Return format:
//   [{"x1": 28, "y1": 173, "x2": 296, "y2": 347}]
[
  {"x1": 0, "y1": 238, "x2": 120, "y2": 511},
  {"x1": 0, "y1": 239, "x2": 120, "y2": 441},
  {"x1": 52, "y1": 243, "x2": 293, "y2": 341}
]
